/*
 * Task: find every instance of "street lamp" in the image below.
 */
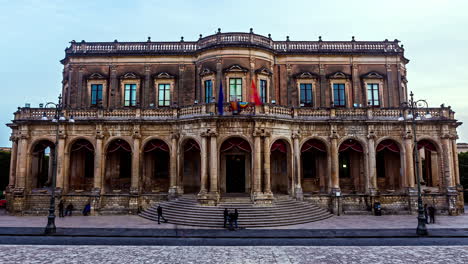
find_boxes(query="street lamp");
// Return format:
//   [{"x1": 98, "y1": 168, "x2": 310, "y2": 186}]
[
  {"x1": 399, "y1": 91, "x2": 431, "y2": 236},
  {"x1": 42, "y1": 94, "x2": 73, "y2": 235}
]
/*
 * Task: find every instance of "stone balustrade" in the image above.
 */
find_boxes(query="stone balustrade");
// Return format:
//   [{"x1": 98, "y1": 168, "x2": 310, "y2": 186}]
[
  {"x1": 66, "y1": 32, "x2": 403, "y2": 56},
  {"x1": 13, "y1": 104, "x2": 455, "y2": 122}
]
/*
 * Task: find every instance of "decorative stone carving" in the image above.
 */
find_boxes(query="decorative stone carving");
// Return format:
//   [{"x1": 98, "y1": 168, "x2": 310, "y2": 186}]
[
  {"x1": 361, "y1": 71, "x2": 385, "y2": 79},
  {"x1": 120, "y1": 72, "x2": 139, "y2": 79},
  {"x1": 154, "y1": 72, "x2": 175, "y2": 79},
  {"x1": 223, "y1": 64, "x2": 248, "y2": 73},
  {"x1": 327, "y1": 71, "x2": 351, "y2": 79},
  {"x1": 295, "y1": 72, "x2": 319, "y2": 79}
]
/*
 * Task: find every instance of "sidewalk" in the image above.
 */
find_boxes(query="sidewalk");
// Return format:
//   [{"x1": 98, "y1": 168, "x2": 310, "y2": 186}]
[{"x1": 1, "y1": 208, "x2": 467, "y2": 238}]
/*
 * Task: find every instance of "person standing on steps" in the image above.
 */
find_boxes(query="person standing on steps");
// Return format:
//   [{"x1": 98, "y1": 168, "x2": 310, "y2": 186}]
[
  {"x1": 157, "y1": 204, "x2": 168, "y2": 224},
  {"x1": 65, "y1": 203, "x2": 74, "y2": 216},
  {"x1": 223, "y1": 208, "x2": 229, "y2": 228},
  {"x1": 58, "y1": 200, "x2": 64, "y2": 218},
  {"x1": 234, "y1": 209, "x2": 239, "y2": 229},
  {"x1": 428, "y1": 205, "x2": 436, "y2": 224}
]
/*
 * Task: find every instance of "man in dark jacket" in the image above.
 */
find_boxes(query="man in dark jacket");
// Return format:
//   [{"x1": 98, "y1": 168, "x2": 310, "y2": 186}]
[
  {"x1": 223, "y1": 208, "x2": 229, "y2": 228},
  {"x1": 58, "y1": 200, "x2": 64, "y2": 218},
  {"x1": 65, "y1": 203, "x2": 74, "y2": 216},
  {"x1": 424, "y1": 204, "x2": 429, "y2": 224},
  {"x1": 157, "y1": 204, "x2": 168, "y2": 224},
  {"x1": 233, "y1": 209, "x2": 239, "y2": 229},
  {"x1": 428, "y1": 205, "x2": 436, "y2": 224}
]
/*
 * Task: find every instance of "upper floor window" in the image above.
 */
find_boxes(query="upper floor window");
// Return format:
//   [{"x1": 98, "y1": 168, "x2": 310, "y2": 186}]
[
  {"x1": 229, "y1": 78, "x2": 242, "y2": 101},
  {"x1": 91, "y1": 84, "x2": 103, "y2": 106},
  {"x1": 204, "y1": 80, "x2": 213, "y2": 103},
  {"x1": 259, "y1": 80, "x2": 267, "y2": 103},
  {"x1": 158, "y1": 84, "x2": 171, "y2": 106},
  {"x1": 333, "y1": 83, "x2": 346, "y2": 107},
  {"x1": 124, "y1": 84, "x2": 137, "y2": 106},
  {"x1": 300, "y1": 83, "x2": 313, "y2": 107},
  {"x1": 367, "y1": 83, "x2": 380, "y2": 107}
]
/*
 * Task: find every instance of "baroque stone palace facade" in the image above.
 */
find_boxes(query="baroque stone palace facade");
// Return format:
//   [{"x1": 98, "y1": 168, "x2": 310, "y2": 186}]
[{"x1": 6, "y1": 30, "x2": 463, "y2": 215}]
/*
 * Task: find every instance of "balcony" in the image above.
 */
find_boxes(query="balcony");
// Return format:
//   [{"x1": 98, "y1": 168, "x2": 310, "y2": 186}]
[{"x1": 13, "y1": 103, "x2": 455, "y2": 123}]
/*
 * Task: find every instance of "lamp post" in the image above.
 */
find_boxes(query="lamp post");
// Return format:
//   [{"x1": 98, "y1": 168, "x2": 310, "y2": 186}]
[
  {"x1": 42, "y1": 94, "x2": 74, "y2": 235},
  {"x1": 398, "y1": 91, "x2": 432, "y2": 236}
]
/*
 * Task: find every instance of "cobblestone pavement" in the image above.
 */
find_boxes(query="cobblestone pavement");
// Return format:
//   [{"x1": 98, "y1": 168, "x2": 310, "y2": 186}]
[{"x1": 0, "y1": 245, "x2": 466, "y2": 264}]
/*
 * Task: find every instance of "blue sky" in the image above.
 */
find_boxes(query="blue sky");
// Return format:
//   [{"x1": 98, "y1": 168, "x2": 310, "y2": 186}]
[{"x1": 1, "y1": 0, "x2": 467, "y2": 146}]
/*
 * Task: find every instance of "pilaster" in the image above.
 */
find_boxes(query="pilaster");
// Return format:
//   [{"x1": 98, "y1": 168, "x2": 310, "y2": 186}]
[
  {"x1": 168, "y1": 132, "x2": 180, "y2": 199},
  {"x1": 292, "y1": 131, "x2": 303, "y2": 200},
  {"x1": 8, "y1": 136, "x2": 18, "y2": 188}
]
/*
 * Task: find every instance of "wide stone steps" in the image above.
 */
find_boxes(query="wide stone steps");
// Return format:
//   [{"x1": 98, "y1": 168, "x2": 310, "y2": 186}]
[{"x1": 139, "y1": 195, "x2": 333, "y2": 228}]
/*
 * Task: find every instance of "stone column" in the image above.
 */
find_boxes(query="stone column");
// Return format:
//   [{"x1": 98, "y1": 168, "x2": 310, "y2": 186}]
[
  {"x1": 451, "y1": 137, "x2": 460, "y2": 186},
  {"x1": 209, "y1": 132, "x2": 219, "y2": 201},
  {"x1": 199, "y1": 135, "x2": 208, "y2": 194},
  {"x1": 404, "y1": 135, "x2": 415, "y2": 188},
  {"x1": 292, "y1": 132, "x2": 303, "y2": 200},
  {"x1": 263, "y1": 134, "x2": 272, "y2": 194},
  {"x1": 253, "y1": 133, "x2": 262, "y2": 195},
  {"x1": 109, "y1": 65, "x2": 118, "y2": 108},
  {"x1": 131, "y1": 135, "x2": 141, "y2": 191},
  {"x1": 441, "y1": 134, "x2": 454, "y2": 188},
  {"x1": 352, "y1": 64, "x2": 360, "y2": 105},
  {"x1": 144, "y1": 65, "x2": 151, "y2": 107},
  {"x1": 169, "y1": 132, "x2": 179, "y2": 198},
  {"x1": 8, "y1": 137, "x2": 18, "y2": 187},
  {"x1": 93, "y1": 135, "x2": 104, "y2": 192},
  {"x1": 330, "y1": 136, "x2": 339, "y2": 191},
  {"x1": 367, "y1": 133, "x2": 377, "y2": 193},
  {"x1": 55, "y1": 130, "x2": 66, "y2": 189},
  {"x1": 16, "y1": 134, "x2": 29, "y2": 189}
]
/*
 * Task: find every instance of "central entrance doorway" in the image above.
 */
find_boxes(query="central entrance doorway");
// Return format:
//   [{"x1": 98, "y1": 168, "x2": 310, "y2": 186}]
[{"x1": 226, "y1": 155, "x2": 245, "y2": 193}]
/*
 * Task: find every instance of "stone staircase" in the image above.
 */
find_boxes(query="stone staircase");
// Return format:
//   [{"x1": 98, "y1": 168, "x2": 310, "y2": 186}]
[{"x1": 139, "y1": 195, "x2": 333, "y2": 228}]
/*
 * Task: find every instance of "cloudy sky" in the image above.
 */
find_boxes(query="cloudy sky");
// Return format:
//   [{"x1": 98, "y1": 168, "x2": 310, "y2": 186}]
[{"x1": 0, "y1": 0, "x2": 467, "y2": 147}]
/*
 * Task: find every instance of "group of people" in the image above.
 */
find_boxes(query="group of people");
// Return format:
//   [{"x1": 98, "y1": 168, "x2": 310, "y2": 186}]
[
  {"x1": 223, "y1": 208, "x2": 239, "y2": 230},
  {"x1": 424, "y1": 204, "x2": 436, "y2": 224},
  {"x1": 58, "y1": 200, "x2": 91, "y2": 217}
]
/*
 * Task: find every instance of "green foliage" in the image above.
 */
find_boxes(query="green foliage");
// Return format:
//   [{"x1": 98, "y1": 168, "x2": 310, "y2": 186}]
[
  {"x1": 459, "y1": 152, "x2": 468, "y2": 202},
  {"x1": 0, "y1": 151, "x2": 10, "y2": 198}
]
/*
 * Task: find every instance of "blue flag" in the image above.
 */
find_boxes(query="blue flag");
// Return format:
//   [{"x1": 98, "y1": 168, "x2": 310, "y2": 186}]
[{"x1": 217, "y1": 81, "x2": 224, "y2": 115}]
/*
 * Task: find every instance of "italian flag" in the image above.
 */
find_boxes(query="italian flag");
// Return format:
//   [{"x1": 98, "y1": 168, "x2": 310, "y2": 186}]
[{"x1": 250, "y1": 79, "x2": 262, "y2": 105}]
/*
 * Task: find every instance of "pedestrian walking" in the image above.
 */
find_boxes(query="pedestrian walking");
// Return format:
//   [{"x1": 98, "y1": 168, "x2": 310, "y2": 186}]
[
  {"x1": 424, "y1": 204, "x2": 429, "y2": 224},
  {"x1": 58, "y1": 200, "x2": 64, "y2": 218},
  {"x1": 65, "y1": 203, "x2": 74, "y2": 216},
  {"x1": 233, "y1": 209, "x2": 239, "y2": 229},
  {"x1": 82, "y1": 203, "x2": 91, "y2": 216},
  {"x1": 157, "y1": 204, "x2": 168, "y2": 224},
  {"x1": 428, "y1": 205, "x2": 436, "y2": 224},
  {"x1": 223, "y1": 208, "x2": 229, "y2": 228},
  {"x1": 228, "y1": 212, "x2": 235, "y2": 231}
]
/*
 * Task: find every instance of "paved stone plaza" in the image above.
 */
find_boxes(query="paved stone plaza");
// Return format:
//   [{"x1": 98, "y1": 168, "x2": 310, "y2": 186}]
[
  {"x1": 1, "y1": 208, "x2": 467, "y2": 229},
  {"x1": 0, "y1": 245, "x2": 466, "y2": 263}
]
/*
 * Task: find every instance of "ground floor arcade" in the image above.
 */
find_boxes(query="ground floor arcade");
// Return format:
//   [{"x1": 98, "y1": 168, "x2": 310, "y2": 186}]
[{"x1": 6, "y1": 121, "x2": 464, "y2": 216}]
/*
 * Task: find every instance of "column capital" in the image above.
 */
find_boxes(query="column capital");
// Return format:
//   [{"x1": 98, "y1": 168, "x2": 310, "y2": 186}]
[
  {"x1": 291, "y1": 131, "x2": 300, "y2": 140},
  {"x1": 9, "y1": 135, "x2": 18, "y2": 142},
  {"x1": 367, "y1": 132, "x2": 376, "y2": 140},
  {"x1": 253, "y1": 128, "x2": 270, "y2": 137},
  {"x1": 440, "y1": 133, "x2": 451, "y2": 139},
  {"x1": 132, "y1": 130, "x2": 141, "y2": 139},
  {"x1": 329, "y1": 130, "x2": 339, "y2": 139},
  {"x1": 171, "y1": 132, "x2": 180, "y2": 140},
  {"x1": 201, "y1": 128, "x2": 218, "y2": 137},
  {"x1": 18, "y1": 133, "x2": 29, "y2": 140},
  {"x1": 450, "y1": 134, "x2": 459, "y2": 140}
]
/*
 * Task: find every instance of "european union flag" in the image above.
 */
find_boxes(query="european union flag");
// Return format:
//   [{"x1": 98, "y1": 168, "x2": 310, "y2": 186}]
[{"x1": 217, "y1": 81, "x2": 224, "y2": 115}]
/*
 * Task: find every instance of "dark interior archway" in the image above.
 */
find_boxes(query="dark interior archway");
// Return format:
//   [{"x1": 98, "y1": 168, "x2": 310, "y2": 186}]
[
  {"x1": 270, "y1": 139, "x2": 291, "y2": 194},
  {"x1": 417, "y1": 140, "x2": 439, "y2": 187},
  {"x1": 376, "y1": 139, "x2": 401, "y2": 192},
  {"x1": 182, "y1": 139, "x2": 201, "y2": 193},
  {"x1": 221, "y1": 138, "x2": 251, "y2": 194},
  {"x1": 69, "y1": 139, "x2": 94, "y2": 192},
  {"x1": 142, "y1": 139, "x2": 170, "y2": 193},
  {"x1": 104, "y1": 139, "x2": 132, "y2": 192},
  {"x1": 31, "y1": 140, "x2": 55, "y2": 189},
  {"x1": 301, "y1": 139, "x2": 327, "y2": 193},
  {"x1": 339, "y1": 139, "x2": 365, "y2": 193}
]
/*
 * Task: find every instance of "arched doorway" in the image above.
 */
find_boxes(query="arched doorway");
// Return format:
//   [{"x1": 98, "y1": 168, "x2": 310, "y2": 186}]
[
  {"x1": 301, "y1": 139, "x2": 328, "y2": 193},
  {"x1": 417, "y1": 140, "x2": 440, "y2": 188},
  {"x1": 104, "y1": 139, "x2": 132, "y2": 193},
  {"x1": 142, "y1": 139, "x2": 170, "y2": 193},
  {"x1": 339, "y1": 139, "x2": 365, "y2": 193},
  {"x1": 220, "y1": 137, "x2": 251, "y2": 194},
  {"x1": 69, "y1": 139, "x2": 95, "y2": 192},
  {"x1": 182, "y1": 139, "x2": 201, "y2": 194},
  {"x1": 270, "y1": 139, "x2": 291, "y2": 194},
  {"x1": 376, "y1": 139, "x2": 402, "y2": 192},
  {"x1": 30, "y1": 140, "x2": 55, "y2": 189}
]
